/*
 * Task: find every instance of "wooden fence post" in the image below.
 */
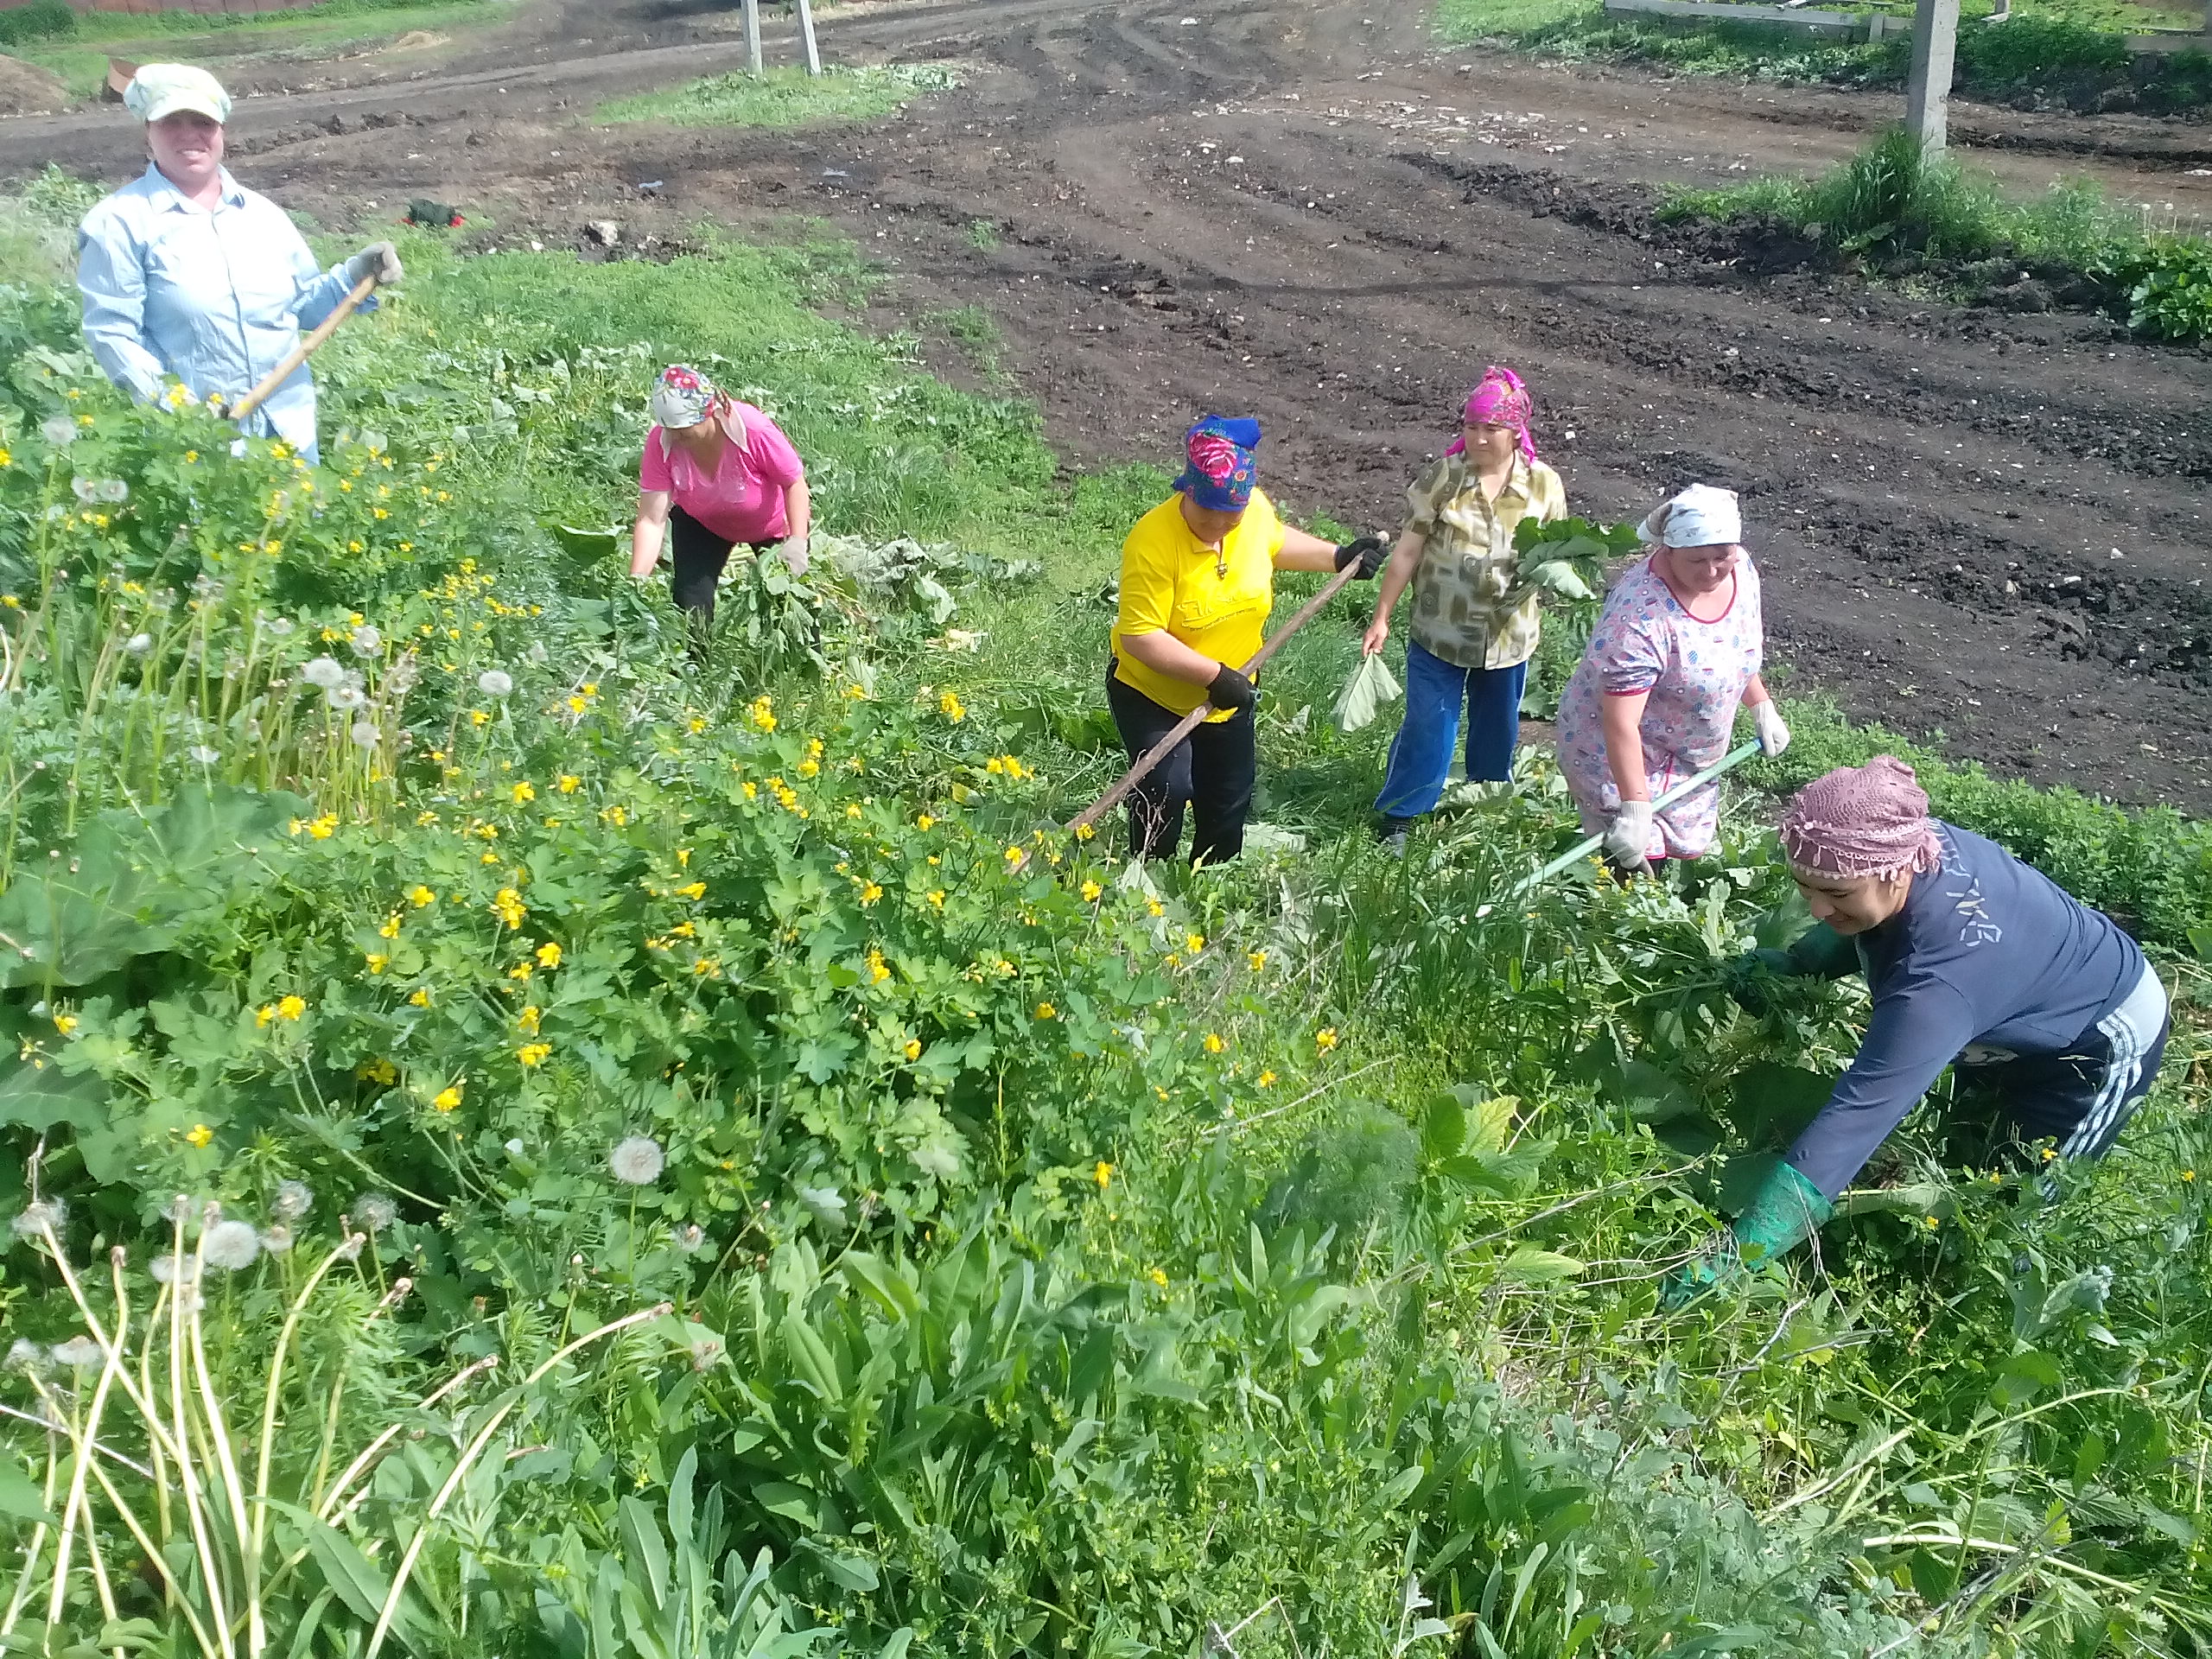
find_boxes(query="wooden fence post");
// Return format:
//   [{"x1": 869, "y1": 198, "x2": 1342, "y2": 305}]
[
  {"x1": 741, "y1": 0, "x2": 763, "y2": 73},
  {"x1": 1905, "y1": 0, "x2": 1960, "y2": 153},
  {"x1": 796, "y1": 0, "x2": 823, "y2": 73}
]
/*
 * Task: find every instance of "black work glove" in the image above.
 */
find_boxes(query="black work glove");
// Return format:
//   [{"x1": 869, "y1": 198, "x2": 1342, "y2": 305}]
[
  {"x1": 1207, "y1": 662, "x2": 1256, "y2": 714},
  {"x1": 1333, "y1": 535, "x2": 1388, "y2": 580}
]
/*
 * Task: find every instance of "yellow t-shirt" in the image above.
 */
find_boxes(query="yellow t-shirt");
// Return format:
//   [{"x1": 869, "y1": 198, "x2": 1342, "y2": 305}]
[{"x1": 1111, "y1": 491, "x2": 1287, "y2": 721}]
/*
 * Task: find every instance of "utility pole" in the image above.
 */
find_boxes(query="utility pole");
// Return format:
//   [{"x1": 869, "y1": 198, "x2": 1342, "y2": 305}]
[
  {"x1": 1904, "y1": 0, "x2": 1961, "y2": 153},
  {"x1": 742, "y1": 0, "x2": 763, "y2": 73}
]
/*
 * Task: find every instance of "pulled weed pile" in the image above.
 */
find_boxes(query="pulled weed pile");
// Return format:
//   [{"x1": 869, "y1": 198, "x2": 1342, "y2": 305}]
[{"x1": 1, "y1": 180, "x2": 2209, "y2": 1658}]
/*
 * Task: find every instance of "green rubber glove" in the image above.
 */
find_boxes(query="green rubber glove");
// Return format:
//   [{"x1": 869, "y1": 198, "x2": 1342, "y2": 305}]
[
  {"x1": 1659, "y1": 1162, "x2": 1834, "y2": 1311},
  {"x1": 1722, "y1": 922, "x2": 1859, "y2": 1013}
]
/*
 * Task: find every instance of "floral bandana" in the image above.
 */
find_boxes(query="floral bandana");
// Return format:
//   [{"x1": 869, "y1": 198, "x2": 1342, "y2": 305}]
[
  {"x1": 1173, "y1": 415, "x2": 1262, "y2": 513},
  {"x1": 1446, "y1": 366, "x2": 1536, "y2": 462},
  {"x1": 650, "y1": 364, "x2": 721, "y2": 431}
]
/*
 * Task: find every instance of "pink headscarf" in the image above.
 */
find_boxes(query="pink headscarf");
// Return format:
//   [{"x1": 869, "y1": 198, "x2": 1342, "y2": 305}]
[
  {"x1": 1777, "y1": 756, "x2": 1946, "y2": 881},
  {"x1": 1446, "y1": 366, "x2": 1537, "y2": 462}
]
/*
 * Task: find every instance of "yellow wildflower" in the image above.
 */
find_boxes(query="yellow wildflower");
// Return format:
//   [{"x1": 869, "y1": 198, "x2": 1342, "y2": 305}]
[
  {"x1": 557, "y1": 774, "x2": 581, "y2": 794},
  {"x1": 185, "y1": 1123, "x2": 213, "y2": 1148},
  {"x1": 509, "y1": 963, "x2": 534, "y2": 982},
  {"x1": 868, "y1": 949, "x2": 891, "y2": 985},
  {"x1": 1004, "y1": 846, "x2": 1024, "y2": 867},
  {"x1": 676, "y1": 880, "x2": 707, "y2": 901},
  {"x1": 470, "y1": 709, "x2": 488, "y2": 727},
  {"x1": 904, "y1": 1038, "x2": 923, "y2": 1061},
  {"x1": 492, "y1": 887, "x2": 526, "y2": 929},
  {"x1": 517, "y1": 1043, "x2": 551, "y2": 1068},
  {"x1": 917, "y1": 814, "x2": 935, "y2": 830},
  {"x1": 1147, "y1": 1268, "x2": 1168, "y2": 1288},
  {"x1": 1075, "y1": 823, "x2": 1095, "y2": 841},
  {"x1": 410, "y1": 886, "x2": 435, "y2": 907},
  {"x1": 512, "y1": 781, "x2": 536, "y2": 804},
  {"x1": 365, "y1": 953, "x2": 389, "y2": 975},
  {"x1": 1146, "y1": 899, "x2": 1164, "y2": 918},
  {"x1": 1081, "y1": 880, "x2": 1103, "y2": 903},
  {"x1": 1204, "y1": 1033, "x2": 1225, "y2": 1054},
  {"x1": 692, "y1": 957, "x2": 719, "y2": 977},
  {"x1": 433, "y1": 1084, "x2": 462, "y2": 1113},
  {"x1": 1035, "y1": 1001, "x2": 1057, "y2": 1020},
  {"x1": 51, "y1": 1014, "x2": 76, "y2": 1037},
  {"x1": 1315, "y1": 1027, "x2": 1338, "y2": 1052},
  {"x1": 277, "y1": 995, "x2": 306, "y2": 1021},
  {"x1": 1248, "y1": 951, "x2": 1267, "y2": 971},
  {"x1": 1185, "y1": 933, "x2": 1205, "y2": 953},
  {"x1": 518, "y1": 1005, "x2": 542, "y2": 1035},
  {"x1": 536, "y1": 941, "x2": 562, "y2": 968},
  {"x1": 409, "y1": 988, "x2": 433, "y2": 1007},
  {"x1": 1257, "y1": 1071, "x2": 1278, "y2": 1088},
  {"x1": 1094, "y1": 1160, "x2": 1113, "y2": 1190},
  {"x1": 747, "y1": 696, "x2": 776, "y2": 732},
  {"x1": 927, "y1": 889, "x2": 945, "y2": 910},
  {"x1": 379, "y1": 913, "x2": 402, "y2": 939},
  {"x1": 939, "y1": 690, "x2": 964, "y2": 721},
  {"x1": 860, "y1": 881, "x2": 883, "y2": 906}
]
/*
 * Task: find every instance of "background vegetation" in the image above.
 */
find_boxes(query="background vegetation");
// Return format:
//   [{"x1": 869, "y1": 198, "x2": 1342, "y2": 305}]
[
  {"x1": 1, "y1": 164, "x2": 2209, "y2": 1659},
  {"x1": 1436, "y1": 0, "x2": 2212, "y2": 114}
]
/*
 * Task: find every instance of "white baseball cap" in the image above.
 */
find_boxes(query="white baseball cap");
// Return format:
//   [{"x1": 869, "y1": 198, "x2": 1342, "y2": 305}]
[{"x1": 124, "y1": 64, "x2": 232, "y2": 126}]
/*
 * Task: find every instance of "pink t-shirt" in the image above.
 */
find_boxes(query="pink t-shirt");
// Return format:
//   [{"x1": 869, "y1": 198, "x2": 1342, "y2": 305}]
[{"x1": 639, "y1": 403, "x2": 804, "y2": 544}]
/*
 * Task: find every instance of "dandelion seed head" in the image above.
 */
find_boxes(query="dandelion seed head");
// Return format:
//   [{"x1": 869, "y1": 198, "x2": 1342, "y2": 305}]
[
  {"x1": 352, "y1": 1192, "x2": 397, "y2": 1234},
  {"x1": 476, "y1": 669, "x2": 513, "y2": 698},
  {"x1": 10, "y1": 1198, "x2": 65, "y2": 1240},
  {"x1": 351, "y1": 720, "x2": 380, "y2": 748},
  {"x1": 202, "y1": 1219, "x2": 261, "y2": 1270},
  {"x1": 97, "y1": 478, "x2": 129, "y2": 505},
  {"x1": 71, "y1": 474, "x2": 96, "y2": 502},
  {"x1": 49, "y1": 1335, "x2": 102, "y2": 1370},
  {"x1": 327, "y1": 684, "x2": 367, "y2": 712},
  {"x1": 7, "y1": 1338, "x2": 47, "y2": 1373},
  {"x1": 41, "y1": 416, "x2": 77, "y2": 447},
  {"x1": 272, "y1": 1179, "x2": 313, "y2": 1221},
  {"x1": 124, "y1": 632, "x2": 153, "y2": 656},
  {"x1": 608, "y1": 1135, "x2": 665, "y2": 1185},
  {"x1": 262, "y1": 614, "x2": 295, "y2": 638},
  {"x1": 258, "y1": 1224, "x2": 294, "y2": 1254},
  {"x1": 302, "y1": 656, "x2": 346, "y2": 689},
  {"x1": 350, "y1": 624, "x2": 382, "y2": 656},
  {"x1": 672, "y1": 1223, "x2": 707, "y2": 1255}
]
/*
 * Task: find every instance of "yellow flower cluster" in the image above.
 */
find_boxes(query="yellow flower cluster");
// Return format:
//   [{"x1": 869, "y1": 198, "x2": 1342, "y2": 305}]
[
  {"x1": 289, "y1": 813, "x2": 340, "y2": 841},
  {"x1": 492, "y1": 887, "x2": 527, "y2": 929},
  {"x1": 256, "y1": 995, "x2": 307, "y2": 1027},
  {"x1": 517, "y1": 1043, "x2": 552, "y2": 1068},
  {"x1": 748, "y1": 695, "x2": 777, "y2": 732},
  {"x1": 984, "y1": 754, "x2": 1031, "y2": 781},
  {"x1": 938, "y1": 690, "x2": 965, "y2": 722},
  {"x1": 433, "y1": 1084, "x2": 463, "y2": 1112}
]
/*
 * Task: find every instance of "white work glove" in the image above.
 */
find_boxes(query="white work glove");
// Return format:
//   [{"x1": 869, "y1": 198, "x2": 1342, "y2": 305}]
[
  {"x1": 1604, "y1": 798, "x2": 1655, "y2": 873},
  {"x1": 778, "y1": 534, "x2": 810, "y2": 578},
  {"x1": 1751, "y1": 700, "x2": 1791, "y2": 757},
  {"x1": 345, "y1": 241, "x2": 404, "y2": 287}
]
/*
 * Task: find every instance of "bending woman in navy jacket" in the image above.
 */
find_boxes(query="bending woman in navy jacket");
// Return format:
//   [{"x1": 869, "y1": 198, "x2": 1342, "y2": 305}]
[{"x1": 1665, "y1": 755, "x2": 2169, "y2": 1306}]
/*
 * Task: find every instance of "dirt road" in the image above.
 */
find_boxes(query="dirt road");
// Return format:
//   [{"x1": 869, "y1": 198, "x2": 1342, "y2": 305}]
[{"x1": 4, "y1": 0, "x2": 2209, "y2": 809}]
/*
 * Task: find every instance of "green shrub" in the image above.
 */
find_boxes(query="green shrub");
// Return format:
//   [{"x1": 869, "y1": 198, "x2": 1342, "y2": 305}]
[
  {"x1": 0, "y1": 0, "x2": 77, "y2": 46},
  {"x1": 1955, "y1": 14, "x2": 2128, "y2": 92},
  {"x1": 2120, "y1": 236, "x2": 2212, "y2": 342}
]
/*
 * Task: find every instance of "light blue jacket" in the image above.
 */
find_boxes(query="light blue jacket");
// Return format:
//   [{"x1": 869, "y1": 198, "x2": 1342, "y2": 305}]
[{"x1": 76, "y1": 166, "x2": 365, "y2": 464}]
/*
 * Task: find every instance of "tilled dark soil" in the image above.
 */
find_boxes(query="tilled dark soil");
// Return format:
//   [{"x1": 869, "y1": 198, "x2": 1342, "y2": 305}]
[{"x1": 2, "y1": 0, "x2": 2209, "y2": 807}]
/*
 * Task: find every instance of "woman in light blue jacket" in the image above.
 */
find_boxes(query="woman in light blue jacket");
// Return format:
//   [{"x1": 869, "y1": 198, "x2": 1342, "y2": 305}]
[{"x1": 75, "y1": 64, "x2": 402, "y2": 464}]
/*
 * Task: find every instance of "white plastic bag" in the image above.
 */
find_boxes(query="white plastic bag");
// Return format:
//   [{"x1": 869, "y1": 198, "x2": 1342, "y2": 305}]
[{"x1": 1332, "y1": 652, "x2": 1402, "y2": 734}]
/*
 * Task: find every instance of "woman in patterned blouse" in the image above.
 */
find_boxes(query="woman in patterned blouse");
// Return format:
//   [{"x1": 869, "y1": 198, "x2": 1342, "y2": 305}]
[
  {"x1": 1554, "y1": 484, "x2": 1791, "y2": 874},
  {"x1": 1362, "y1": 368, "x2": 1566, "y2": 847}
]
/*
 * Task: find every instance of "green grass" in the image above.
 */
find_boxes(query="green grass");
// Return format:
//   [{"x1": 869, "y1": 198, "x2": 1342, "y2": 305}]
[
  {"x1": 4, "y1": 175, "x2": 2212, "y2": 1657},
  {"x1": 1665, "y1": 127, "x2": 2212, "y2": 340},
  {"x1": 1436, "y1": 0, "x2": 2212, "y2": 110},
  {"x1": 595, "y1": 62, "x2": 962, "y2": 129},
  {"x1": 17, "y1": 0, "x2": 514, "y2": 102}
]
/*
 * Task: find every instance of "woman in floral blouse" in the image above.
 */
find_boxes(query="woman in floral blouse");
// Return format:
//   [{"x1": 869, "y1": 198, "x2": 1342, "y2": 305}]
[
  {"x1": 1362, "y1": 368, "x2": 1567, "y2": 844},
  {"x1": 1554, "y1": 484, "x2": 1791, "y2": 873}
]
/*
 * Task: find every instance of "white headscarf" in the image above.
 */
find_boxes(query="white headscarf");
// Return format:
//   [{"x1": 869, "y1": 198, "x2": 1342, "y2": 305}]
[{"x1": 1637, "y1": 483, "x2": 1742, "y2": 550}]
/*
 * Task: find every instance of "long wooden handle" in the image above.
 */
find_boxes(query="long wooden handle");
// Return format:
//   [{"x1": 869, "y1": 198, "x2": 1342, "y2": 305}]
[
  {"x1": 228, "y1": 272, "x2": 378, "y2": 425},
  {"x1": 1067, "y1": 559, "x2": 1364, "y2": 835}
]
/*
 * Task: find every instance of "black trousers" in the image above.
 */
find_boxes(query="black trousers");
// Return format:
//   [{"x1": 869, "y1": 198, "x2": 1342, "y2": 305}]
[
  {"x1": 669, "y1": 505, "x2": 774, "y2": 652},
  {"x1": 1106, "y1": 669, "x2": 1255, "y2": 867}
]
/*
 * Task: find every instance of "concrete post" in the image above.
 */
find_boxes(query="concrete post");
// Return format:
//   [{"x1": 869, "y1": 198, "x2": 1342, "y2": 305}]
[
  {"x1": 742, "y1": 0, "x2": 763, "y2": 73},
  {"x1": 1905, "y1": 0, "x2": 1961, "y2": 153},
  {"x1": 796, "y1": 0, "x2": 823, "y2": 73}
]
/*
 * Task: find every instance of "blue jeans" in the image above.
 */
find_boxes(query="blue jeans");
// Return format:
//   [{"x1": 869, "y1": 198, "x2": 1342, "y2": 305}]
[{"x1": 1373, "y1": 640, "x2": 1528, "y2": 823}]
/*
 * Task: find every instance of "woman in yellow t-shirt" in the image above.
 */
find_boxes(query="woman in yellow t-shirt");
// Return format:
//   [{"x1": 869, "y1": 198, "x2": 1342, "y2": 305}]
[{"x1": 1109, "y1": 416, "x2": 1383, "y2": 865}]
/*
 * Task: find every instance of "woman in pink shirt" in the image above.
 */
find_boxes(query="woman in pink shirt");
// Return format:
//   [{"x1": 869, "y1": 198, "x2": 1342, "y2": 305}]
[{"x1": 629, "y1": 364, "x2": 811, "y2": 652}]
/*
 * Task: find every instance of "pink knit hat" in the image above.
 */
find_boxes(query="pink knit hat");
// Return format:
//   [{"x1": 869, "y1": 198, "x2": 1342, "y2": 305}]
[{"x1": 1777, "y1": 756, "x2": 1944, "y2": 880}]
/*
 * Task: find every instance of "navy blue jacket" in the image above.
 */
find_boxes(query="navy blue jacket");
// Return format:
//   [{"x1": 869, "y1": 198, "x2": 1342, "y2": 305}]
[{"x1": 1785, "y1": 822, "x2": 2145, "y2": 1199}]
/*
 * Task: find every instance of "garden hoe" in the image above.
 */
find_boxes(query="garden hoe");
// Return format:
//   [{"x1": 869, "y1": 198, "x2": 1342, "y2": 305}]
[
  {"x1": 1065, "y1": 560, "x2": 1365, "y2": 839},
  {"x1": 223, "y1": 269, "x2": 383, "y2": 427}
]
